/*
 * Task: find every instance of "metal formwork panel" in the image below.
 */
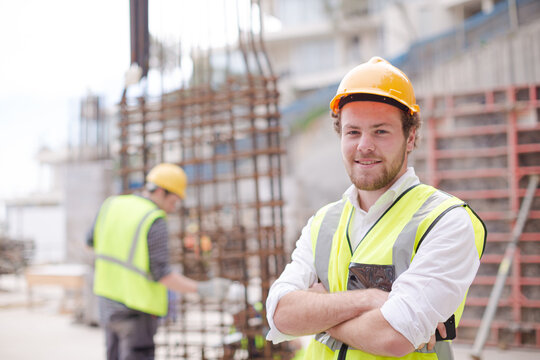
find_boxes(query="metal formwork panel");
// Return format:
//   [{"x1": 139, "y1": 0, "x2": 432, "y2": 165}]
[{"x1": 414, "y1": 84, "x2": 540, "y2": 349}]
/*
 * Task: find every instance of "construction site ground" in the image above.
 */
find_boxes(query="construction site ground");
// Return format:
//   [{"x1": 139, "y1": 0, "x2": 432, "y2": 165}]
[{"x1": 0, "y1": 274, "x2": 538, "y2": 360}]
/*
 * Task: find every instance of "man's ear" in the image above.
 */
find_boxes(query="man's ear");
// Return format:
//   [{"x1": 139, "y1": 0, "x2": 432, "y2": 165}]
[{"x1": 406, "y1": 128, "x2": 416, "y2": 153}]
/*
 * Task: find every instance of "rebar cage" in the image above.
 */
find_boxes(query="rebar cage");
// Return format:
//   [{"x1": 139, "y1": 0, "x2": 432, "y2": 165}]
[
  {"x1": 118, "y1": 0, "x2": 294, "y2": 358},
  {"x1": 119, "y1": 76, "x2": 293, "y2": 359}
]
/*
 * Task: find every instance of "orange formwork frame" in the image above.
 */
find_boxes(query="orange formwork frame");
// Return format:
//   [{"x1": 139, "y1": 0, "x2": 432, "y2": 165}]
[{"x1": 415, "y1": 84, "x2": 540, "y2": 349}]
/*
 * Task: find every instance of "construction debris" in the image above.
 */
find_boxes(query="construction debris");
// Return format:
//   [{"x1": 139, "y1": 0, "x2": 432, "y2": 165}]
[{"x1": 0, "y1": 236, "x2": 33, "y2": 276}]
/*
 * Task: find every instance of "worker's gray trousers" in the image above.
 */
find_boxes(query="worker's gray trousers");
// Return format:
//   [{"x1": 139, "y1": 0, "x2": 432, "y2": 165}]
[{"x1": 104, "y1": 312, "x2": 158, "y2": 360}]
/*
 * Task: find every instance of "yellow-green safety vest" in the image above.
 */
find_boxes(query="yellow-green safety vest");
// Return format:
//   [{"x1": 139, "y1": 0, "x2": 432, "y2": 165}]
[
  {"x1": 93, "y1": 194, "x2": 168, "y2": 316},
  {"x1": 303, "y1": 184, "x2": 486, "y2": 360}
]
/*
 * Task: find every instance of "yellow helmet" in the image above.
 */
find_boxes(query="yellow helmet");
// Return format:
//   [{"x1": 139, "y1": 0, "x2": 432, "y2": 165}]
[
  {"x1": 146, "y1": 163, "x2": 188, "y2": 199},
  {"x1": 329, "y1": 56, "x2": 419, "y2": 115}
]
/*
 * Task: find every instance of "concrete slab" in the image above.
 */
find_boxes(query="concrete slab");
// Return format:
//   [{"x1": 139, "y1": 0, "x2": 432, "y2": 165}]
[
  {"x1": 0, "y1": 307, "x2": 104, "y2": 360},
  {"x1": 0, "y1": 274, "x2": 104, "y2": 359}
]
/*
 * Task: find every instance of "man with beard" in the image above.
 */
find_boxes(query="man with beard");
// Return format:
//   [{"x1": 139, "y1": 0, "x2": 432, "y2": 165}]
[{"x1": 265, "y1": 57, "x2": 486, "y2": 360}]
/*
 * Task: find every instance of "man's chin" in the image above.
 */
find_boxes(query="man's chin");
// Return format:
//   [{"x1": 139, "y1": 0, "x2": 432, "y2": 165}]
[{"x1": 350, "y1": 175, "x2": 390, "y2": 191}]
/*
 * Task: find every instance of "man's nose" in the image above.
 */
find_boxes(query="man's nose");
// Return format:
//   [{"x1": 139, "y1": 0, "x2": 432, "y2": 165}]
[{"x1": 356, "y1": 134, "x2": 375, "y2": 152}]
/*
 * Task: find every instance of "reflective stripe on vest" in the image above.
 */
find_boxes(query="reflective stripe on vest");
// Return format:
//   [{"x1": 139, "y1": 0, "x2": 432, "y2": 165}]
[
  {"x1": 307, "y1": 184, "x2": 486, "y2": 360},
  {"x1": 93, "y1": 195, "x2": 168, "y2": 316}
]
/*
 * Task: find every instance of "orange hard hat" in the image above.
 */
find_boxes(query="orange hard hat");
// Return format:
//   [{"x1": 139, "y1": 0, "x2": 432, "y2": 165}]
[
  {"x1": 146, "y1": 163, "x2": 188, "y2": 199},
  {"x1": 329, "y1": 56, "x2": 419, "y2": 115}
]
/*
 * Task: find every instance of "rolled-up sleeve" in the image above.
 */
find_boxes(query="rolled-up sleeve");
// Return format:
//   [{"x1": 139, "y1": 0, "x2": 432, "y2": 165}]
[
  {"x1": 380, "y1": 207, "x2": 480, "y2": 347},
  {"x1": 266, "y1": 217, "x2": 318, "y2": 344}
]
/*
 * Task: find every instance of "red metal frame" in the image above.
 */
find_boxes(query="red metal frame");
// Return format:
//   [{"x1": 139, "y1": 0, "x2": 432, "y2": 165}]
[{"x1": 415, "y1": 83, "x2": 540, "y2": 349}]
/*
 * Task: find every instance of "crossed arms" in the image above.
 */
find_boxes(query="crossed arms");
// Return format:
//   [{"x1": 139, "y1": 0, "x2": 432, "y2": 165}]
[
  {"x1": 267, "y1": 208, "x2": 477, "y2": 356},
  {"x1": 272, "y1": 284, "x2": 414, "y2": 357}
]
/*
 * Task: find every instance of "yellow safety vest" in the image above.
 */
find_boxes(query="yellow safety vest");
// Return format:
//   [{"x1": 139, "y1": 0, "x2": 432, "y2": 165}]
[
  {"x1": 93, "y1": 195, "x2": 168, "y2": 316},
  {"x1": 303, "y1": 184, "x2": 486, "y2": 360}
]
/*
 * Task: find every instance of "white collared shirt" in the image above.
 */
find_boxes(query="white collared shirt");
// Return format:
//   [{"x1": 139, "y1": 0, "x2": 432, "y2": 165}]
[{"x1": 266, "y1": 167, "x2": 480, "y2": 348}]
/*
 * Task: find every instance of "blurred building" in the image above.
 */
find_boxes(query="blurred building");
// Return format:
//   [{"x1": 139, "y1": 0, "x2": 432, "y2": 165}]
[
  {"x1": 4, "y1": 94, "x2": 116, "y2": 265},
  {"x1": 262, "y1": 0, "x2": 512, "y2": 105},
  {"x1": 4, "y1": 194, "x2": 63, "y2": 264}
]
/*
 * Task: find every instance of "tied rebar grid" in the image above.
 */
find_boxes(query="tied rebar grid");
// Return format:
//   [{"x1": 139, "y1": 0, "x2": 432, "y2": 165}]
[
  {"x1": 118, "y1": 76, "x2": 291, "y2": 360},
  {"x1": 118, "y1": 1, "x2": 296, "y2": 357}
]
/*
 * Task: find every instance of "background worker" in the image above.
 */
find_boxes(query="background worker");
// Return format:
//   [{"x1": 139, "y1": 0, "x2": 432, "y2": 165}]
[
  {"x1": 266, "y1": 57, "x2": 486, "y2": 359},
  {"x1": 87, "y1": 163, "x2": 231, "y2": 360}
]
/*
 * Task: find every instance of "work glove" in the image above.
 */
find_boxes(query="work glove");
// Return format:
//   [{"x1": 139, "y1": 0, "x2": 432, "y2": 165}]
[{"x1": 197, "y1": 277, "x2": 232, "y2": 300}]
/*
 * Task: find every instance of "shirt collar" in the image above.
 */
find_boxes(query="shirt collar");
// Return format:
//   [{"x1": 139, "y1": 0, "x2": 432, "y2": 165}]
[{"x1": 343, "y1": 167, "x2": 420, "y2": 212}]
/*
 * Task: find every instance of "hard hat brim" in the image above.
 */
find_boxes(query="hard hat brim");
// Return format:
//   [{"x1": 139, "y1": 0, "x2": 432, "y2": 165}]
[{"x1": 331, "y1": 90, "x2": 420, "y2": 115}]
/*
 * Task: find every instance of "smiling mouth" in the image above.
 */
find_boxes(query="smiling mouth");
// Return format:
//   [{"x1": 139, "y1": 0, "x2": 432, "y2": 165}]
[{"x1": 355, "y1": 160, "x2": 381, "y2": 165}]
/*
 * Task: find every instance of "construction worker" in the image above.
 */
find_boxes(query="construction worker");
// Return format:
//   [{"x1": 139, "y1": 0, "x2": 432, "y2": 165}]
[
  {"x1": 266, "y1": 57, "x2": 486, "y2": 359},
  {"x1": 87, "y1": 163, "x2": 231, "y2": 360}
]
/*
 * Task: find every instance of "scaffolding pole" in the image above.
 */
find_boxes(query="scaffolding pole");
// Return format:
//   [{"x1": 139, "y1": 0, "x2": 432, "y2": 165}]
[{"x1": 470, "y1": 174, "x2": 539, "y2": 359}]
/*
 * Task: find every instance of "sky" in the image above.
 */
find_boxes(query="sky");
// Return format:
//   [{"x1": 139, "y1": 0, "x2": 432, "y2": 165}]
[
  {"x1": 0, "y1": 0, "x2": 130, "y2": 202},
  {"x1": 0, "y1": 0, "x2": 268, "y2": 203}
]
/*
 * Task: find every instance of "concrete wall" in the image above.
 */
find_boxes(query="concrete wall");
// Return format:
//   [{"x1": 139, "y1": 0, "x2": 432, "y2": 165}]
[
  {"x1": 282, "y1": 115, "x2": 350, "y2": 248},
  {"x1": 63, "y1": 160, "x2": 114, "y2": 264},
  {"x1": 413, "y1": 21, "x2": 540, "y2": 96}
]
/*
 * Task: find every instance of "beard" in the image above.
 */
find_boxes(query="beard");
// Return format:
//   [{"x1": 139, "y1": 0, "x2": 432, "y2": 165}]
[{"x1": 347, "y1": 142, "x2": 407, "y2": 191}]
